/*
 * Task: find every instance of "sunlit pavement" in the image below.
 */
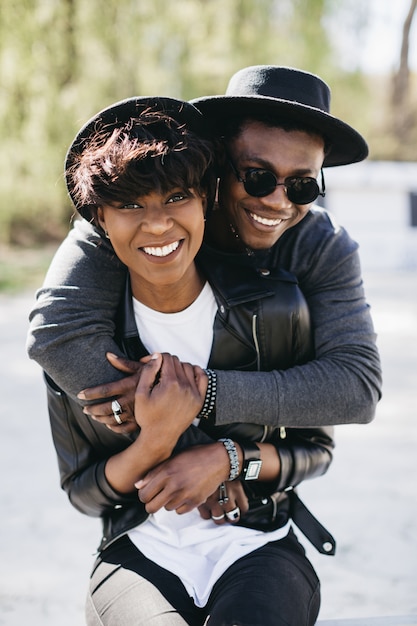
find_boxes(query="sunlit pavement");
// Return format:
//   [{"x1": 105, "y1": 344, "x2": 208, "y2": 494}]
[{"x1": 1, "y1": 270, "x2": 416, "y2": 625}]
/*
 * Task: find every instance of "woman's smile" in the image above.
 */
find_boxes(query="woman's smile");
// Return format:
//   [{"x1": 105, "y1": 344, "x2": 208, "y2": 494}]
[{"x1": 141, "y1": 239, "x2": 182, "y2": 258}]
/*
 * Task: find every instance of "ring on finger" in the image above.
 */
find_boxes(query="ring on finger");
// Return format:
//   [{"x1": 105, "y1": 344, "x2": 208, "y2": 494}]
[
  {"x1": 111, "y1": 400, "x2": 123, "y2": 425},
  {"x1": 226, "y1": 507, "x2": 240, "y2": 521},
  {"x1": 211, "y1": 513, "x2": 225, "y2": 521},
  {"x1": 218, "y1": 482, "x2": 229, "y2": 506},
  {"x1": 113, "y1": 413, "x2": 123, "y2": 425}
]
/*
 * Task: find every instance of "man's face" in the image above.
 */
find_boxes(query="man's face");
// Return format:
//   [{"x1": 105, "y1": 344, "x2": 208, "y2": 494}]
[{"x1": 218, "y1": 120, "x2": 326, "y2": 250}]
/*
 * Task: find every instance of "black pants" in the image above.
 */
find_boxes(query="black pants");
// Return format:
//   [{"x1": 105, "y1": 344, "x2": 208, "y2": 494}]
[{"x1": 86, "y1": 529, "x2": 320, "y2": 626}]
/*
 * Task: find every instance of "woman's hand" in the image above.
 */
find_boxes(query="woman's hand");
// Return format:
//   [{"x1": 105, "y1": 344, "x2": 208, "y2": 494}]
[
  {"x1": 79, "y1": 352, "x2": 208, "y2": 435},
  {"x1": 135, "y1": 353, "x2": 206, "y2": 440},
  {"x1": 103, "y1": 356, "x2": 207, "y2": 494}
]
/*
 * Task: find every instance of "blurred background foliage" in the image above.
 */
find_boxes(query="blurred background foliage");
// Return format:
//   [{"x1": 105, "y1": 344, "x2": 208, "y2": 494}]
[{"x1": 0, "y1": 0, "x2": 416, "y2": 256}]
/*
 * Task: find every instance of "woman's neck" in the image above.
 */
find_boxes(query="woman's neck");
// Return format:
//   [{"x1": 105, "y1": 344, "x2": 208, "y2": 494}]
[{"x1": 130, "y1": 266, "x2": 205, "y2": 313}]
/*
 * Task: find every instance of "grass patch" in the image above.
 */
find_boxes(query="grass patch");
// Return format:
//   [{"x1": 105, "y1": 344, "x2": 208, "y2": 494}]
[{"x1": 0, "y1": 245, "x2": 58, "y2": 293}]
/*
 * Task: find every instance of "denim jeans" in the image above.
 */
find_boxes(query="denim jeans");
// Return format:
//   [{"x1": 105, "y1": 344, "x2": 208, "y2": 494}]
[{"x1": 85, "y1": 528, "x2": 320, "y2": 626}]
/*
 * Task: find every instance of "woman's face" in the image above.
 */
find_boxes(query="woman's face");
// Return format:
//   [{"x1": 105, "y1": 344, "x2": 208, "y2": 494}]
[
  {"x1": 218, "y1": 121, "x2": 325, "y2": 250},
  {"x1": 98, "y1": 188, "x2": 206, "y2": 301}
]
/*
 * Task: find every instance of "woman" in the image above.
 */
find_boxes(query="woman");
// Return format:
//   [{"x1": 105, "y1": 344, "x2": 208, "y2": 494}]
[{"x1": 45, "y1": 96, "x2": 333, "y2": 625}]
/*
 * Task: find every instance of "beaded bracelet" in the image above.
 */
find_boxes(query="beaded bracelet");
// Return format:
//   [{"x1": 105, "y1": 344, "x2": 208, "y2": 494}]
[
  {"x1": 218, "y1": 438, "x2": 240, "y2": 481},
  {"x1": 198, "y1": 369, "x2": 217, "y2": 420}
]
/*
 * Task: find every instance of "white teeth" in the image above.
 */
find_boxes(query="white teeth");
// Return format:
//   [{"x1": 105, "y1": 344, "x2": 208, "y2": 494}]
[
  {"x1": 143, "y1": 241, "x2": 180, "y2": 257},
  {"x1": 250, "y1": 212, "x2": 283, "y2": 226}
]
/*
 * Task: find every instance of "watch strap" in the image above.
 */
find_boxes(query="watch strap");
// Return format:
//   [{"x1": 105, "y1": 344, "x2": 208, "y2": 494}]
[{"x1": 238, "y1": 441, "x2": 262, "y2": 481}]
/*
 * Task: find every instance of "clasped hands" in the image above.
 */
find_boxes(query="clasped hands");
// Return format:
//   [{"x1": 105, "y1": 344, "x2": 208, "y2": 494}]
[
  {"x1": 78, "y1": 351, "x2": 248, "y2": 523},
  {"x1": 78, "y1": 351, "x2": 205, "y2": 434},
  {"x1": 135, "y1": 445, "x2": 249, "y2": 524}
]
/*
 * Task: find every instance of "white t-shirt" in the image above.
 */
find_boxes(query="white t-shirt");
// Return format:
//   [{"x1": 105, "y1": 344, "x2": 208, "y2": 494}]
[{"x1": 129, "y1": 281, "x2": 289, "y2": 607}]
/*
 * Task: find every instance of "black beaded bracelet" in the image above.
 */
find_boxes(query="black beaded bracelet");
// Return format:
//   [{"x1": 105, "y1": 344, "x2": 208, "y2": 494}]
[{"x1": 198, "y1": 369, "x2": 217, "y2": 420}]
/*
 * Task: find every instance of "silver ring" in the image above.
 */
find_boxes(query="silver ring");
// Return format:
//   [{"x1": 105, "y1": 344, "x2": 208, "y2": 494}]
[
  {"x1": 111, "y1": 400, "x2": 123, "y2": 425},
  {"x1": 218, "y1": 482, "x2": 229, "y2": 506},
  {"x1": 113, "y1": 413, "x2": 123, "y2": 425},
  {"x1": 226, "y1": 507, "x2": 240, "y2": 521},
  {"x1": 211, "y1": 514, "x2": 225, "y2": 521}
]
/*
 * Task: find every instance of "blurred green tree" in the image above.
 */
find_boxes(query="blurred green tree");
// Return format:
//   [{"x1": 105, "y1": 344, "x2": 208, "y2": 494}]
[{"x1": 1, "y1": 0, "x2": 413, "y2": 246}]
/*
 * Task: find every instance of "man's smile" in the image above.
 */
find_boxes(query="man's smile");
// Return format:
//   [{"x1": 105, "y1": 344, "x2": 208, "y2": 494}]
[{"x1": 249, "y1": 211, "x2": 284, "y2": 227}]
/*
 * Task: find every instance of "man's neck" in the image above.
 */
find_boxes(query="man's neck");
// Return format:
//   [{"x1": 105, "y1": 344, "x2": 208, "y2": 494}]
[{"x1": 205, "y1": 208, "x2": 243, "y2": 253}]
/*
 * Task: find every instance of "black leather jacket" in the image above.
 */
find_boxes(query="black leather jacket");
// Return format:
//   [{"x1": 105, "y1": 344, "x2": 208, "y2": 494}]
[{"x1": 45, "y1": 251, "x2": 334, "y2": 552}]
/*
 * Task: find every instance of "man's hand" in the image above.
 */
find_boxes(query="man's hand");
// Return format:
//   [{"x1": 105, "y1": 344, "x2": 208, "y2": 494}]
[{"x1": 78, "y1": 352, "x2": 142, "y2": 434}]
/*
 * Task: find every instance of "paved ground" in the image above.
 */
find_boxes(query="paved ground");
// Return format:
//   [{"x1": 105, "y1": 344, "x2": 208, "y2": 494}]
[{"x1": 1, "y1": 269, "x2": 416, "y2": 625}]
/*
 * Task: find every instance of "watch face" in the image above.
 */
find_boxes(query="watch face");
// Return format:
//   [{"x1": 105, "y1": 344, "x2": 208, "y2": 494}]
[{"x1": 245, "y1": 459, "x2": 262, "y2": 480}]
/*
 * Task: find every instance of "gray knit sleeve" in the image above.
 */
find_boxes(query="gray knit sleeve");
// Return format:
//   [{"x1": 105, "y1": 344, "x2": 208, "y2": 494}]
[
  {"x1": 27, "y1": 210, "x2": 381, "y2": 426},
  {"x1": 27, "y1": 219, "x2": 127, "y2": 399},
  {"x1": 214, "y1": 212, "x2": 382, "y2": 427}
]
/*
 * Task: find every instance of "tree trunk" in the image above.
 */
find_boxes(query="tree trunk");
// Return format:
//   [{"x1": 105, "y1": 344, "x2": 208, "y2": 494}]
[{"x1": 391, "y1": 0, "x2": 417, "y2": 141}]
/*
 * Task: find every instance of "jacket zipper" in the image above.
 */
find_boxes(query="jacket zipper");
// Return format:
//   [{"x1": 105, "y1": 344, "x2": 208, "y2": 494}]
[
  {"x1": 252, "y1": 314, "x2": 261, "y2": 371},
  {"x1": 252, "y1": 313, "x2": 286, "y2": 440}
]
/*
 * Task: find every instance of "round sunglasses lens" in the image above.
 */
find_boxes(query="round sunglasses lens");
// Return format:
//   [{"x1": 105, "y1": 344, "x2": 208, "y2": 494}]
[
  {"x1": 244, "y1": 170, "x2": 277, "y2": 197},
  {"x1": 286, "y1": 178, "x2": 319, "y2": 204}
]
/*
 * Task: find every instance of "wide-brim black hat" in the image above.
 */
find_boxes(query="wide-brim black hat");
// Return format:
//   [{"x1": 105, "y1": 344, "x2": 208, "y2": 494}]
[
  {"x1": 65, "y1": 96, "x2": 209, "y2": 216},
  {"x1": 191, "y1": 65, "x2": 368, "y2": 167}
]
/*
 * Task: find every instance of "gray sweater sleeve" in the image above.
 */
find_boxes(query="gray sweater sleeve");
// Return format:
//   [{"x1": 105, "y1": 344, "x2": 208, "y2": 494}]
[
  {"x1": 27, "y1": 210, "x2": 382, "y2": 424},
  {"x1": 27, "y1": 219, "x2": 128, "y2": 399},
  {"x1": 214, "y1": 210, "x2": 382, "y2": 427}
]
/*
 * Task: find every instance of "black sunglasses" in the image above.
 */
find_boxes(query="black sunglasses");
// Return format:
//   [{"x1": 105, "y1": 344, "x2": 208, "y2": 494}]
[{"x1": 227, "y1": 157, "x2": 325, "y2": 205}]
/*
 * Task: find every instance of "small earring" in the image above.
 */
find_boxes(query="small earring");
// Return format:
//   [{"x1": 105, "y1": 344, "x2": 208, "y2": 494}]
[{"x1": 104, "y1": 230, "x2": 110, "y2": 239}]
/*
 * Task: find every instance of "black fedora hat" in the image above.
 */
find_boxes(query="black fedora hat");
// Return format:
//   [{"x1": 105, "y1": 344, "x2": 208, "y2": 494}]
[
  {"x1": 191, "y1": 65, "x2": 368, "y2": 167},
  {"x1": 65, "y1": 96, "x2": 209, "y2": 216}
]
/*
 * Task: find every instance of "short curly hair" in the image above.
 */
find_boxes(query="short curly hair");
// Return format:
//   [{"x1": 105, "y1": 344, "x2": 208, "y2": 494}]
[{"x1": 66, "y1": 110, "x2": 217, "y2": 223}]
